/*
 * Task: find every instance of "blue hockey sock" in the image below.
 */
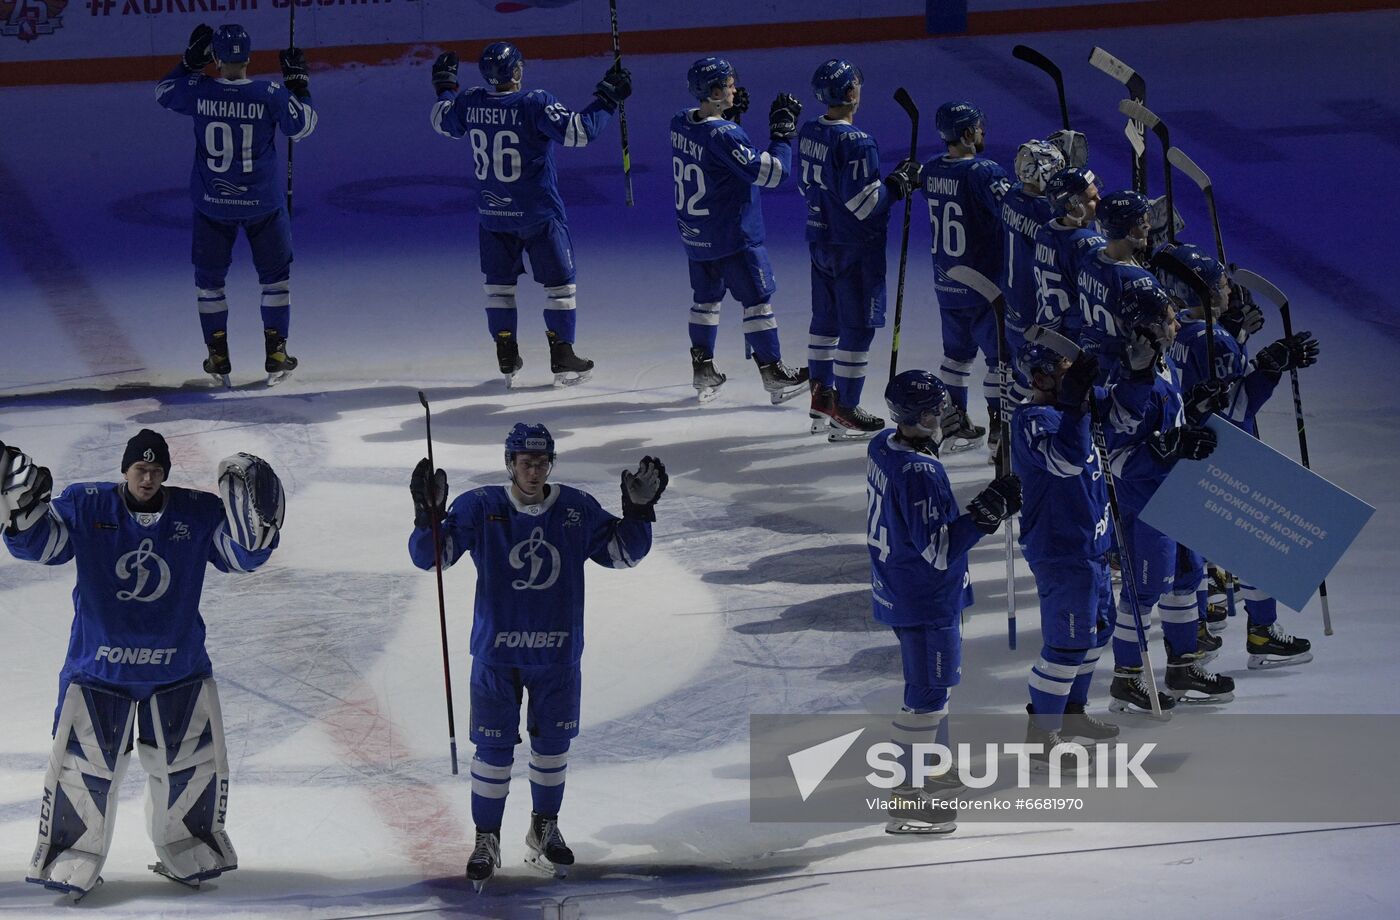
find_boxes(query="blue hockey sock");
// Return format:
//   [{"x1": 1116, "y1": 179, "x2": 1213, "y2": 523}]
[
  {"x1": 1112, "y1": 595, "x2": 1146, "y2": 670},
  {"x1": 834, "y1": 328, "x2": 874, "y2": 407},
  {"x1": 1242, "y1": 584, "x2": 1277, "y2": 627},
  {"x1": 807, "y1": 329, "x2": 837, "y2": 389},
  {"x1": 1029, "y1": 646, "x2": 1085, "y2": 730},
  {"x1": 688, "y1": 301, "x2": 720, "y2": 355},
  {"x1": 741, "y1": 302, "x2": 780, "y2": 365},
  {"x1": 260, "y1": 279, "x2": 290, "y2": 338},
  {"x1": 197, "y1": 286, "x2": 228, "y2": 345},
  {"x1": 891, "y1": 702, "x2": 947, "y2": 785},
  {"x1": 469, "y1": 747, "x2": 513, "y2": 831},
  {"x1": 1068, "y1": 642, "x2": 1107, "y2": 706},
  {"x1": 528, "y1": 737, "x2": 569, "y2": 817},
  {"x1": 544, "y1": 284, "x2": 577, "y2": 343},
  {"x1": 947, "y1": 385, "x2": 969, "y2": 412}
]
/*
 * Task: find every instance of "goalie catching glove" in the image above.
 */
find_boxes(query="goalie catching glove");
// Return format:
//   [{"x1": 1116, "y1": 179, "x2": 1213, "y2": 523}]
[
  {"x1": 621, "y1": 456, "x2": 668, "y2": 522},
  {"x1": 0, "y1": 442, "x2": 52, "y2": 534},
  {"x1": 218, "y1": 453, "x2": 284, "y2": 551}
]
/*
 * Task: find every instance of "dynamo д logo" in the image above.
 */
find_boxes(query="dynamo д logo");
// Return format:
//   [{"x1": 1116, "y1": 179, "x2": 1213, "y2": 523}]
[
  {"x1": 508, "y1": 526, "x2": 560, "y2": 591},
  {"x1": 115, "y1": 538, "x2": 171, "y2": 603}
]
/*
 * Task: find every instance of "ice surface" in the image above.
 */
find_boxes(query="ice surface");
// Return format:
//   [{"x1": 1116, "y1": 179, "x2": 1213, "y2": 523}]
[{"x1": 2, "y1": 11, "x2": 1399, "y2": 918}]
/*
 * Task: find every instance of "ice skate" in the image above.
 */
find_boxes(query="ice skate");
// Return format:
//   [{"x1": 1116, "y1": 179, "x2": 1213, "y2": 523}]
[
  {"x1": 1063, "y1": 702, "x2": 1120, "y2": 740},
  {"x1": 497, "y1": 331, "x2": 524, "y2": 388},
  {"x1": 263, "y1": 329, "x2": 298, "y2": 386},
  {"x1": 691, "y1": 346, "x2": 726, "y2": 403},
  {"x1": 808, "y1": 381, "x2": 836, "y2": 434},
  {"x1": 1195, "y1": 620, "x2": 1223, "y2": 660},
  {"x1": 466, "y1": 830, "x2": 501, "y2": 893},
  {"x1": 938, "y1": 404, "x2": 985, "y2": 453},
  {"x1": 755, "y1": 358, "x2": 809, "y2": 404},
  {"x1": 1205, "y1": 598, "x2": 1230, "y2": 633},
  {"x1": 149, "y1": 861, "x2": 215, "y2": 889},
  {"x1": 1206, "y1": 565, "x2": 1237, "y2": 626},
  {"x1": 1025, "y1": 705, "x2": 1093, "y2": 776},
  {"x1": 30, "y1": 875, "x2": 103, "y2": 902},
  {"x1": 1166, "y1": 657, "x2": 1235, "y2": 703},
  {"x1": 524, "y1": 812, "x2": 574, "y2": 879},
  {"x1": 883, "y1": 783, "x2": 957, "y2": 836},
  {"x1": 547, "y1": 330, "x2": 593, "y2": 386},
  {"x1": 1108, "y1": 668, "x2": 1175, "y2": 720},
  {"x1": 203, "y1": 330, "x2": 231, "y2": 388},
  {"x1": 1246, "y1": 622, "x2": 1313, "y2": 670},
  {"x1": 827, "y1": 402, "x2": 883, "y2": 442}
]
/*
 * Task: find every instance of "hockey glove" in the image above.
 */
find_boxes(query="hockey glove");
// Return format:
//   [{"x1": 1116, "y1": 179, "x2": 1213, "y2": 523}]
[
  {"x1": 1123, "y1": 326, "x2": 1162, "y2": 375},
  {"x1": 594, "y1": 64, "x2": 632, "y2": 111},
  {"x1": 431, "y1": 51, "x2": 459, "y2": 95},
  {"x1": 279, "y1": 47, "x2": 310, "y2": 99},
  {"x1": 218, "y1": 453, "x2": 285, "y2": 551},
  {"x1": 724, "y1": 86, "x2": 750, "y2": 122},
  {"x1": 1254, "y1": 331, "x2": 1319, "y2": 375},
  {"x1": 183, "y1": 24, "x2": 214, "y2": 72},
  {"x1": 1056, "y1": 353, "x2": 1099, "y2": 412},
  {"x1": 1184, "y1": 379, "x2": 1230, "y2": 425},
  {"x1": 1221, "y1": 277, "x2": 1265, "y2": 343},
  {"x1": 621, "y1": 456, "x2": 668, "y2": 522},
  {"x1": 768, "y1": 93, "x2": 801, "y2": 140},
  {"x1": 967, "y1": 474, "x2": 1022, "y2": 535},
  {"x1": 1148, "y1": 426, "x2": 1217, "y2": 464},
  {"x1": 883, "y1": 158, "x2": 921, "y2": 201},
  {"x1": 411, "y1": 458, "x2": 448, "y2": 529},
  {"x1": 0, "y1": 443, "x2": 52, "y2": 534}
]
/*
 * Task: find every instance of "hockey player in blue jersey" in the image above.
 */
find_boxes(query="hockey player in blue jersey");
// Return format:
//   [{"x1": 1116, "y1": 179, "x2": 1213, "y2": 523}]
[
  {"x1": 1, "y1": 430, "x2": 285, "y2": 896},
  {"x1": 157, "y1": 24, "x2": 317, "y2": 387},
  {"x1": 867, "y1": 370, "x2": 1020, "y2": 833},
  {"x1": 1000, "y1": 140, "x2": 1065, "y2": 359},
  {"x1": 1033, "y1": 168, "x2": 1106, "y2": 343},
  {"x1": 797, "y1": 59, "x2": 919, "y2": 441},
  {"x1": 1011, "y1": 342, "x2": 1121, "y2": 759},
  {"x1": 1155, "y1": 245, "x2": 1320, "y2": 669},
  {"x1": 1102, "y1": 286, "x2": 1233, "y2": 711},
  {"x1": 671, "y1": 57, "x2": 809, "y2": 404},
  {"x1": 408, "y1": 424, "x2": 665, "y2": 889},
  {"x1": 1074, "y1": 190, "x2": 1169, "y2": 382},
  {"x1": 916, "y1": 101, "x2": 1012, "y2": 453},
  {"x1": 431, "y1": 43, "x2": 630, "y2": 388}
]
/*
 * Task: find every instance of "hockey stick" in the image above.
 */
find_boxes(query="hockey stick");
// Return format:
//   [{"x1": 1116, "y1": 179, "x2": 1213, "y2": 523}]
[
  {"x1": 1025, "y1": 324, "x2": 1165, "y2": 717},
  {"x1": 889, "y1": 87, "x2": 919, "y2": 382},
  {"x1": 1012, "y1": 45, "x2": 1070, "y2": 130},
  {"x1": 1088, "y1": 47, "x2": 1147, "y2": 194},
  {"x1": 417, "y1": 390, "x2": 460, "y2": 775},
  {"x1": 1229, "y1": 269, "x2": 1334, "y2": 635},
  {"x1": 947, "y1": 264, "x2": 1018, "y2": 649},
  {"x1": 1117, "y1": 99, "x2": 1178, "y2": 245},
  {"x1": 607, "y1": 0, "x2": 634, "y2": 207},
  {"x1": 286, "y1": 1, "x2": 296, "y2": 218}
]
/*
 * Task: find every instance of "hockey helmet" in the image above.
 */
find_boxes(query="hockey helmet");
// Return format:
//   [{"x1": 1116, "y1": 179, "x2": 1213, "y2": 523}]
[
  {"x1": 811, "y1": 59, "x2": 861, "y2": 107},
  {"x1": 212, "y1": 24, "x2": 251, "y2": 64},
  {"x1": 885, "y1": 370, "x2": 947, "y2": 430},
  {"x1": 1015, "y1": 341, "x2": 1067, "y2": 385},
  {"x1": 687, "y1": 57, "x2": 735, "y2": 102},
  {"x1": 1097, "y1": 190, "x2": 1152, "y2": 241},
  {"x1": 479, "y1": 41, "x2": 523, "y2": 85},
  {"x1": 1045, "y1": 167, "x2": 1100, "y2": 220},
  {"x1": 1151, "y1": 243, "x2": 1226, "y2": 311},
  {"x1": 935, "y1": 101, "x2": 984, "y2": 143}
]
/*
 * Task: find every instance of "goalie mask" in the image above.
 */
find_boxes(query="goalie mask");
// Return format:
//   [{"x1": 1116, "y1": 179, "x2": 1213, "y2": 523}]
[
  {"x1": 1047, "y1": 128, "x2": 1089, "y2": 169},
  {"x1": 1015, "y1": 139, "x2": 1066, "y2": 190}
]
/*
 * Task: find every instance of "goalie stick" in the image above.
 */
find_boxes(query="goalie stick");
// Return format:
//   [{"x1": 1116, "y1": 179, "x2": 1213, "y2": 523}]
[
  {"x1": 1088, "y1": 47, "x2": 1148, "y2": 194},
  {"x1": 1024, "y1": 324, "x2": 1166, "y2": 717},
  {"x1": 418, "y1": 390, "x2": 460, "y2": 774},
  {"x1": 1229, "y1": 269, "x2": 1334, "y2": 635},
  {"x1": 889, "y1": 87, "x2": 919, "y2": 382},
  {"x1": 1117, "y1": 99, "x2": 1180, "y2": 245},
  {"x1": 287, "y1": 1, "x2": 296, "y2": 218},
  {"x1": 947, "y1": 264, "x2": 1018, "y2": 650},
  {"x1": 1012, "y1": 44, "x2": 1070, "y2": 130}
]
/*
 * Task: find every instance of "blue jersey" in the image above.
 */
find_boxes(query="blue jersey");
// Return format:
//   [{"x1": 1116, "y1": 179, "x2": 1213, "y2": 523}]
[
  {"x1": 1170, "y1": 319, "x2": 1279, "y2": 436},
  {"x1": 408, "y1": 483, "x2": 650, "y2": 667},
  {"x1": 432, "y1": 87, "x2": 612, "y2": 232},
  {"x1": 1075, "y1": 251, "x2": 1160, "y2": 366},
  {"x1": 916, "y1": 154, "x2": 1011, "y2": 311},
  {"x1": 669, "y1": 110, "x2": 790, "y2": 261},
  {"x1": 3, "y1": 483, "x2": 275, "y2": 699},
  {"x1": 865, "y1": 432, "x2": 981, "y2": 626},
  {"x1": 797, "y1": 117, "x2": 891, "y2": 248},
  {"x1": 156, "y1": 64, "x2": 317, "y2": 220},
  {"x1": 1104, "y1": 360, "x2": 1187, "y2": 512},
  {"x1": 1011, "y1": 399, "x2": 1112, "y2": 564},
  {"x1": 999, "y1": 186, "x2": 1056, "y2": 334},
  {"x1": 1032, "y1": 219, "x2": 1106, "y2": 338}
]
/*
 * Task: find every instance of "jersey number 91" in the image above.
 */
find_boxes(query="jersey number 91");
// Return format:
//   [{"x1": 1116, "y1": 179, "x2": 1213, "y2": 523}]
[{"x1": 205, "y1": 121, "x2": 253, "y2": 174}]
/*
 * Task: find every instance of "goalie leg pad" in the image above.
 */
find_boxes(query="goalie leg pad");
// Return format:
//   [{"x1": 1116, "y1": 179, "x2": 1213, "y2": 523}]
[
  {"x1": 137, "y1": 677, "x2": 237, "y2": 883},
  {"x1": 217, "y1": 453, "x2": 284, "y2": 551},
  {"x1": 27, "y1": 682, "x2": 136, "y2": 895}
]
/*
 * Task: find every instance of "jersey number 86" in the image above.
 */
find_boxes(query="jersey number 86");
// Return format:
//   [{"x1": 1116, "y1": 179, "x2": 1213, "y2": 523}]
[{"x1": 470, "y1": 129, "x2": 523, "y2": 183}]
